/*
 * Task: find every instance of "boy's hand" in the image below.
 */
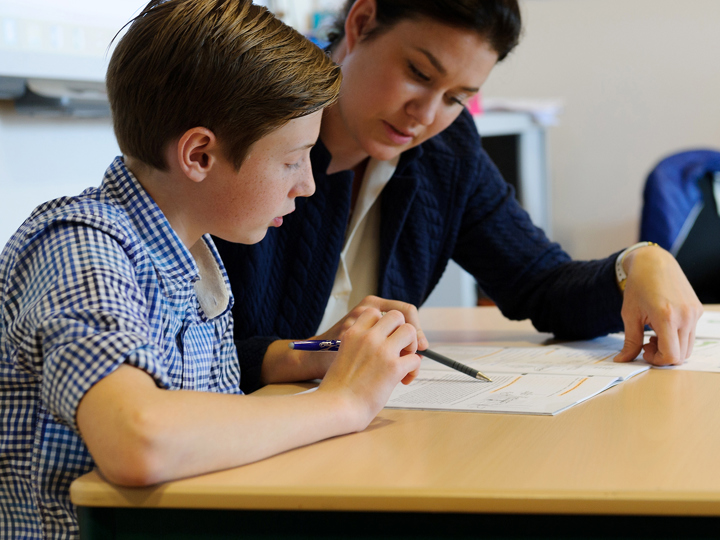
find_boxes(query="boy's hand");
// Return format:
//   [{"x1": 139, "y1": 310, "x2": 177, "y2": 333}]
[
  {"x1": 311, "y1": 295, "x2": 427, "y2": 366},
  {"x1": 261, "y1": 296, "x2": 426, "y2": 385},
  {"x1": 318, "y1": 308, "x2": 421, "y2": 431}
]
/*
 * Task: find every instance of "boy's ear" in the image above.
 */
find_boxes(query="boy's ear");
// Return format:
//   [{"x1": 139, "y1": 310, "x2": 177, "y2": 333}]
[
  {"x1": 176, "y1": 127, "x2": 219, "y2": 183},
  {"x1": 345, "y1": 0, "x2": 378, "y2": 53}
]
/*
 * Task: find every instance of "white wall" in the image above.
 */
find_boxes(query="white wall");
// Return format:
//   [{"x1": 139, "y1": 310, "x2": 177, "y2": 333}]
[
  {"x1": 0, "y1": 0, "x2": 342, "y2": 249},
  {"x1": 0, "y1": 101, "x2": 119, "y2": 246},
  {"x1": 483, "y1": 0, "x2": 720, "y2": 259}
]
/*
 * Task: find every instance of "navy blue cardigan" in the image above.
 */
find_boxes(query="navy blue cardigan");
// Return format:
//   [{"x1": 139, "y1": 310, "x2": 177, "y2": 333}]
[{"x1": 215, "y1": 109, "x2": 624, "y2": 393}]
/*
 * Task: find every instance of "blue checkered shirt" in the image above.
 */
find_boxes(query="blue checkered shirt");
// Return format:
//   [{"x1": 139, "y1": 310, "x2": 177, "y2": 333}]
[{"x1": 0, "y1": 157, "x2": 241, "y2": 539}]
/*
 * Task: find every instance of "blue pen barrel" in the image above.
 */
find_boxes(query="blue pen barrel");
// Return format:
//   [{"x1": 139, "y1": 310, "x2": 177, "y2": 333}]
[
  {"x1": 289, "y1": 340, "x2": 340, "y2": 351},
  {"x1": 288, "y1": 341, "x2": 491, "y2": 381}
]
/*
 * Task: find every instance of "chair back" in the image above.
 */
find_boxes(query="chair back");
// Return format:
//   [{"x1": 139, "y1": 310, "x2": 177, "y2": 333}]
[{"x1": 640, "y1": 149, "x2": 720, "y2": 302}]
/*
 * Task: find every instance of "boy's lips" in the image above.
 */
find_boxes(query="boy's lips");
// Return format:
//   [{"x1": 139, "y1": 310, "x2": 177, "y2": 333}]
[{"x1": 273, "y1": 208, "x2": 294, "y2": 227}]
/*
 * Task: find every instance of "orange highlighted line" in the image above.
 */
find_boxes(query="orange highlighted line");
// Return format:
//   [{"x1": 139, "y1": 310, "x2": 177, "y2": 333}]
[
  {"x1": 472, "y1": 349, "x2": 502, "y2": 360},
  {"x1": 559, "y1": 377, "x2": 588, "y2": 396},
  {"x1": 491, "y1": 376, "x2": 522, "y2": 393}
]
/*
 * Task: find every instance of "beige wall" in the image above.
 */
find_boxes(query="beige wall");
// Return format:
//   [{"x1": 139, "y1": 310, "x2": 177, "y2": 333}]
[
  {"x1": 482, "y1": 0, "x2": 720, "y2": 259},
  {"x1": 2, "y1": 1, "x2": 719, "y2": 258}
]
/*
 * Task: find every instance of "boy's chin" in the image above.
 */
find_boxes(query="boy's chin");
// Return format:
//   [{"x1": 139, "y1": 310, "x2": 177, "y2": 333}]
[
  {"x1": 218, "y1": 228, "x2": 269, "y2": 246},
  {"x1": 247, "y1": 227, "x2": 272, "y2": 245}
]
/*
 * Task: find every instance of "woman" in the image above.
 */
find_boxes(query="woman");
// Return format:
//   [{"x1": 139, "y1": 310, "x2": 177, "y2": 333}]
[{"x1": 216, "y1": 0, "x2": 701, "y2": 393}]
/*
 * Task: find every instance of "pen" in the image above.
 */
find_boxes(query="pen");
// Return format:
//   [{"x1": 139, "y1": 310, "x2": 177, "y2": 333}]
[
  {"x1": 290, "y1": 339, "x2": 341, "y2": 351},
  {"x1": 289, "y1": 340, "x2": 492, "y2": 382}
]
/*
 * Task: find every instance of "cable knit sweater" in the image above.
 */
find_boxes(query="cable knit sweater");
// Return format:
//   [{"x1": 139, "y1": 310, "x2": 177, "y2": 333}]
[{"x1": 215, "y1": 109, "x2": 624, "y2": 393}]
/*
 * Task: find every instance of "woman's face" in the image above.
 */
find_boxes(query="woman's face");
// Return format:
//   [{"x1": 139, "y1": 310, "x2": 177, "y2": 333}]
[{"x1": 326, "y1": 10, "x2": 499, "y2": 165}]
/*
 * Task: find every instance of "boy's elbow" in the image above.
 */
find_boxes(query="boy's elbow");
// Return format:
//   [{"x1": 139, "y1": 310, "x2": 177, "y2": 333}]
[
  {"x1": 92, "y1": 407, "x2": 168, "y2": 487},
  {"x1": 98, "y1": 454, "x2": 164, "y2": 487}
]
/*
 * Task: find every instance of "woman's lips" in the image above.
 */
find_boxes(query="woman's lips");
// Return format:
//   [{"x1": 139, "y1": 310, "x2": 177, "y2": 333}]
[{"x1": 382, "y1": 121, "x2": 414, "y2": 145}]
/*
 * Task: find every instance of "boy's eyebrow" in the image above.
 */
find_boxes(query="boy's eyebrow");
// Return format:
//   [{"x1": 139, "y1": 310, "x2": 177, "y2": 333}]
[
  {"x1": 415, "y1": 47, "x2": 480, "y2": 94},
  {"x1": 290, "y1": 142, "x2": 316, "y2": 152}
]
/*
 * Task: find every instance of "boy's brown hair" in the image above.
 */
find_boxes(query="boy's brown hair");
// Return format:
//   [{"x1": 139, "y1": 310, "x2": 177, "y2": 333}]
[{"x1": 107, "y1": 0, "x2": 341, "y2": 171}]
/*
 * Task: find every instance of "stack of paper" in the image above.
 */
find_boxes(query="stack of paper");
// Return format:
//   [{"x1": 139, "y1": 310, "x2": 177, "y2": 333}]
[
  {"x1": 387, "y1": 312, "x2": 720, "y2": 416},
  {"x1": 387, "y1": 345, "x2": 648, "y2": 416}
]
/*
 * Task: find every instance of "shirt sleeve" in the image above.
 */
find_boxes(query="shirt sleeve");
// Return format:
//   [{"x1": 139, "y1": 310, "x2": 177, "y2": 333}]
[
  {"x1": 6, "y1": 221, "x2": 172, "y2": 433},
  {"x1": 453, "y1": 148, "x2": 624, "y2": 339}
]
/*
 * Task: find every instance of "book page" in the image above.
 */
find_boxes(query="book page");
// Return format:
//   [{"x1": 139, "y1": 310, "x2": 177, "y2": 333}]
[
  {"x1": 694, "y1": 312, "x2": 720, "y2": 339},
  {"x1": 423, "y1": 345, "x2": 649, "y2": 381},
  {"x1": 386, "y1": 371, "x2": 619, "y2": 416},
  {"x1": 664, "y1": 338, "x2": 720, "y2": 372}
]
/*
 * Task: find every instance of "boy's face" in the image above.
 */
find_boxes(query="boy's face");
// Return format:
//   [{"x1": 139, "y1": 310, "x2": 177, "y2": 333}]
[{"x1": 209, "y1": 111, "x2": 322, "y2": 244}]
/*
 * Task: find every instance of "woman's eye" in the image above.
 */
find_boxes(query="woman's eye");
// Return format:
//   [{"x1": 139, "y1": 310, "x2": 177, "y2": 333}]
[
  {"x1": 409, "y1": 62, "x2": 430, "y2": 82},
  {"x1": 286, "y1": 161, "x2": 301, "y2": 170}
]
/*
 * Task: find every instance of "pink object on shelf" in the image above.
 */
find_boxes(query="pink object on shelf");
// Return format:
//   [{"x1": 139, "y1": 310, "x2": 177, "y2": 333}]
[{"x1": 467, "y1": 93, "x2": 483, "y2": 116}]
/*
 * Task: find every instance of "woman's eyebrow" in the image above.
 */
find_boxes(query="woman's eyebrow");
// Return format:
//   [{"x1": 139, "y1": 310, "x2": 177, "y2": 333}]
[
  {"x1": 414, "y1": 47, "x2": 479, "y2": 93},
  {"x1": 415, "y1": 47, "x2": 447, "y2": 75}
]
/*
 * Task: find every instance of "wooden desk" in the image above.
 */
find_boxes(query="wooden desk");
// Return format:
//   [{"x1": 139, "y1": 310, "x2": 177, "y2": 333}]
[{"x1": 71, "y1": 307, "x2": 720, "y2": 539}]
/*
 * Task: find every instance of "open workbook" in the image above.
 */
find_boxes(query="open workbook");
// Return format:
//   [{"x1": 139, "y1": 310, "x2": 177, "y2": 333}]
[{"x1": 386, "y1": 344, "x2": 650, "y2": 416}]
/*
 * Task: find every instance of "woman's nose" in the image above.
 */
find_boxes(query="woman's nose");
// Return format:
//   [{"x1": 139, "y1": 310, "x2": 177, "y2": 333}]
[{"x1": 406, "y1": 92, "x2": 440, "y2": 126}]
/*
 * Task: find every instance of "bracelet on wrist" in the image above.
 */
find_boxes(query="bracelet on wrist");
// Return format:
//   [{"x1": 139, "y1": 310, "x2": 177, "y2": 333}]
[{"x1": 615, "y1": 241, "x2": 659, "y2": 292}]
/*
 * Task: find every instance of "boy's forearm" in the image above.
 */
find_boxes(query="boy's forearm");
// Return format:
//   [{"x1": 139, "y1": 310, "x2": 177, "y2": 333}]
[
  {"x1": 77, "y1": 364, "x2": 354, "y2": 487},
  {"x1": 77, "y1": 312, "x2": 422, "y2": 488}
]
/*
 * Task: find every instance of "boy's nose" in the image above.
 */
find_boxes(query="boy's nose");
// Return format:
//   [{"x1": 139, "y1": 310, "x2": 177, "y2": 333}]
[{"x1": 294, "y1": 166, "x2": 316, "y2": 198}]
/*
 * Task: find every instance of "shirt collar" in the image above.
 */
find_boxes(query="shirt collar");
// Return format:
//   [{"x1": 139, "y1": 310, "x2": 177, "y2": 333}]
[{"x1": 101, "y1": 157, "x2": 200, "y2": 297}]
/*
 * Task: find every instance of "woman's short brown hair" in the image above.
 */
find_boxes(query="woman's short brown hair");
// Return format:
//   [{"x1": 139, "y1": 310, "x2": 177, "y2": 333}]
[
  {"x1": 107, "y1": 0, "x2": 342, "y2": 171},
  {"x1": 327, "y1": 0, "x2": 521, "y2": 62}
]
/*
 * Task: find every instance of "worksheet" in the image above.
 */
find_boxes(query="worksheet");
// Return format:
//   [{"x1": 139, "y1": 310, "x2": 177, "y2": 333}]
[
  {"x1": 419, "y1": 344, "x2": 649, "y2": 381},
  {"x1": 385, "y1": 322, "x2": 720, "y2": 415},
  {"x1": 559, "y1": 327, "x2": 720, "y2": 373},
  {"x1": 694, "y1": 312, "x2": 720, "y2": 339},
  {"x1": 663, "y1": 338, "x2": 720, "y2": 372},
  {"x1": 386, "y1": 371, "x2": 620, "y2": 415},
  {"x1": 385, "y1": 343, "x2": 649, "y2": 415}
]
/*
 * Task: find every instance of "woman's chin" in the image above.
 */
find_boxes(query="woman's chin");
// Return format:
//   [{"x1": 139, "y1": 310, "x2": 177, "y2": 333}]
[{"x1": 364, "y1": 141, "x2": 406, "y2": 163}]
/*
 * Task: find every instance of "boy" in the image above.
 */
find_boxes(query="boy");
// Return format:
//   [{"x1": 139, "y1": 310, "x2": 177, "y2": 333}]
[{"x1": 0, "y1": 1, "x2": 421, "y2": 538}]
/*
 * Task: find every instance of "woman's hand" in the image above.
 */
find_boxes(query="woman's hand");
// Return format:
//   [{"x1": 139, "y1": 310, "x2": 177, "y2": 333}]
[{"x1": 613, "y1": 246, "x2": 703, "y2": 366}]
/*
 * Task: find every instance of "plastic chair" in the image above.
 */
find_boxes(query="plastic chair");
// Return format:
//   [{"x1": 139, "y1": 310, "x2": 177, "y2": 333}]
[{"x1": 640, "y1": 149, "x2": 720, "y2": 303}]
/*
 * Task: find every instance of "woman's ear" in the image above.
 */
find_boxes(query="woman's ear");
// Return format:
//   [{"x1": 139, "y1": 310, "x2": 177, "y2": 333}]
[
  {"x1": 344, "y1": 0, "x2": 378, "y2": 53},
  {"x1": 176, "y1": 127, "x2": 218, "y2": 183}
]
